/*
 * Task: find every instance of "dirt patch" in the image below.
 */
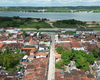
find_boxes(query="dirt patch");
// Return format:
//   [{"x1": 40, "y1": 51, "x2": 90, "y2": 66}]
[
  {"x1": 86, "y1": 22, "x2": 100, "y2": 24},
  {"x1": 87, "y1": 25, "x2": 96, "y2": 27}
]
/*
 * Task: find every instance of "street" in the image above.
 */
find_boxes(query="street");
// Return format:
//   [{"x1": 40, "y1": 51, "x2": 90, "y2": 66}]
[{"x1": 47, "y1": 34, "x2": 55, "y2": 80}]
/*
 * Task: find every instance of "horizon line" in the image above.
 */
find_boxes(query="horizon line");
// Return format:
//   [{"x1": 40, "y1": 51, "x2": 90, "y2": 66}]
[{"x1": 0, "y1": 6, "x2": 100, "y2": 7}]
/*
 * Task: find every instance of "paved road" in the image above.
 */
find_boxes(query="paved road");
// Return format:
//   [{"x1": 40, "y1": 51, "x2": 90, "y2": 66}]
[
  {"x1": 21, "y1": 28, "x2": 76, "y2": 31},
  {"x1": 48, "y1": 34, "x2": 55, "y2": 80}
]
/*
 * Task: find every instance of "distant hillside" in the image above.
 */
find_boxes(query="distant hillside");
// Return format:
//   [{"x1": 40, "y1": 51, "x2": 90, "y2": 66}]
[{"x1": 0, "y1": 6, "x2": 100, "y2": 12}]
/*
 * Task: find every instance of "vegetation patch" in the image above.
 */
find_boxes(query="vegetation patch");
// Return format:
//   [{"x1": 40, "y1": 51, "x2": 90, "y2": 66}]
[
  {"x1": 56, "y1": 46, "x2": 100, "y2": 71},
  {"x1": 53, "y1": 19, "x2": 86, "y2": 28}
]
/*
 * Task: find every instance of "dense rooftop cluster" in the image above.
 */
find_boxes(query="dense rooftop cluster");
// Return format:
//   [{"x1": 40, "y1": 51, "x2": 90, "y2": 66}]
[
  {"x1": 55, "y1": 30, "x2": 100, "y2": 80},
  {"x1": 0, "y1": 28, "x2": 50, "y2": 80}
]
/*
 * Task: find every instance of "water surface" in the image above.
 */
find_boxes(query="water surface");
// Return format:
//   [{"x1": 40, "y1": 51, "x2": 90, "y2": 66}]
[{"x1": 0, "y1": 12, "x2": 100, "y2": 21}]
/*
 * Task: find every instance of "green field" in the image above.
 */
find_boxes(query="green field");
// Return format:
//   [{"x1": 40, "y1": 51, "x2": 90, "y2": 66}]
[
  {"x1": 0, "y1": 16, "x2": 52, "y2": 28},
  {"x1": 53, "y1": 22, "x2": 78, "y2": 28},
  {"x1": 53, "y1": 19, "x2": 86, "y2": 28},
  {"x1": 93, "y1": 28, "x2": 100, "y2": 31},
  {"x1": 20, "y1": 22, "x2": 52, "y2": 28}
]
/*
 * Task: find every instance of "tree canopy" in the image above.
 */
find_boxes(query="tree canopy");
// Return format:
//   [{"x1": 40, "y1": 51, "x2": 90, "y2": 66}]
[
  {"x1": 56, "y1": 46, "x2": 63, "y2": 54},
  {"x1": 91, "y1": 48, "x2": 98, "y2": 58},
  {"x1": 61, "y1": 50, "x2": 73, "y2": 65},
  {"x1": 60, "y1": 49, "x2": 96, "y2": 71},
  {"x1": 0, "y1": 46, "x2": 27, "y2": 70},
  {"x1": 55, "y1": 59, "x2": 64, "y2": 69},
  {"x1": 35, "y1": 26, "x2": 40, "y2": 30}
]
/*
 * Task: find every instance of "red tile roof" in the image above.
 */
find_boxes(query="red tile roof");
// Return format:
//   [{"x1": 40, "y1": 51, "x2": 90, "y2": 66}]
[
  {"x1": 22, "y1": 69, "x2": 46, "y2": 80},
  {"x1": 55, "y1": 43, "x2": 71, "y2": 50},
  {"x1": 0, "y1": 36, "x2": 8, "y2": 41},
  {"x1": 30, "y1": 49, "x2": 36, "y2": 53},
  {"x1": 32, "y1": 58, "x2": 48, "y2": 65},
  {"x1": 71, "y1": 42, "x2": 81, "y2": 47},
  {"x1": 96, "y1": 42, "x2": 100, "y2": 48},
  {"x1": 70, "y1": 39, "x2": 76, "y2": 41},
  {"x1": 55, "y1": 69, "x2": 94, "y2": 80},
  {"x1": 30, "y1": 41, "x2": 38, "y2": 45},
  {"x1": 55, "y1": 50, "x2": 61, "y2": 59},
  {"x1": 35, "y1": 51, "x2": 47, "y2": 57},
  {"x1": 82, "y1": 43, "x2": 88, "y2": 47},
  {"x1": 0, "y1": 42, "x2": 5, "y2": 48}
]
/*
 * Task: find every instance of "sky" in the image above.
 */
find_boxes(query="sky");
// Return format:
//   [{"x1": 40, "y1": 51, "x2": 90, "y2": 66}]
[{"x1": 0, "y1": 0, "x2": 100, "y2": 6}]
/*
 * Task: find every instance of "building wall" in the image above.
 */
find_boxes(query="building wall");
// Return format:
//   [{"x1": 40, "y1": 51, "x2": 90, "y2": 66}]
[
  {"x1": 72, "y1": 47, "x2": 84, "y2": 50},
  {"x1": 36, "y1": 55, "x2": 46, "y2": 58}
]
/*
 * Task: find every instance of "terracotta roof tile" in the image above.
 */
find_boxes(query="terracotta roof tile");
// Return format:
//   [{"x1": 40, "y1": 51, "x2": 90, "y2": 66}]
[
  {"x1": 71, "y1": 42, "x2": 81, "y2": 47},
  {"x1": 22, "y1": 69, "x2": 46, "y2": 80},
  {"x1": 0, "y1": 36, "x2": 8, "y2": 41},
  {"x1": 35, "y1": 51, "x2": 47, "y2": 57},
  {"x1": 55, "y1": 50, "x2": 61, "y2": 59},
  {"x1": 0, "y1": 42, "x2": 5, "y2": 48},
  {"x1": 30, "y1": 41, "x2": 38, "y2": 45},
  {"x1": 97, "y1": 42, "x2": 100, "y2": 48},
  {"x1": 82, "y1": 43, "x2": 88, "y2": 47},
  {"x1": 55, "y1": 43, "x2": 71, "y2": 50},
  {"x1": 0, "y1": 74, "x2": 7, "y2": 80},
  {"x1": 7, "y1": 43, "x2": 23, "y2": 49},
  {"x1": 30, "y1": 49, "x2": 36, "y2": 53}
]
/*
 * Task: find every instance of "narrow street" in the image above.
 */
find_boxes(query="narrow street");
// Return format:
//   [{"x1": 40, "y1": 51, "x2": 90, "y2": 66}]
[{"x1": 48, "y1": 34, "x2": 55, "y2": 80}]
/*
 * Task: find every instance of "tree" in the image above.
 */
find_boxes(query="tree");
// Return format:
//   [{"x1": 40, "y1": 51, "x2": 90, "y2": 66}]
[
  {"x1": 55, "y1": 59, "x2": 64, "y2": 69},
  {"x1": 98, "y1": 50, "x2": 100, "y2": 57},
  {"x1": 86, "y1": 54, "x2": 95, "y2": 64},
  {"x1": 8, "y1": 33, "x2": 12, "y2": 37},
  {"x1": 22, "y1": 30, "x2": 28, "y2": 38},
  {"x1": 4, "y1": 46, "x2": 11, "y2": 54},
  {"x1": 3, "y1": 54, "x2": 14, "y2": 68},
  {"x1": 56, "y1": 46, "x2": 63, "y2": 54},
  {"x1": 72, "y1": 50, "x2": 90, "y2": 71},
  {"x1": 82, "y1": 62, "x2": 90, "y2": 71},
  {"x1": 92, "y1": 21, "x2": 96, "y2": 24},
  {"x1": 61, "y1": 50, "x2": 72, "y2": 65},
  {"x1": 91, "y1": 49, "x2": 98, "y2": 58},
  {"x1": 0, "y1": 50, "x2": 3, "y2": 54},
  {"x1": 40, "y1": 35, "x2": 44, "y2": 39},
  {"x1": 0, "y1": 53, "x2": 4, "y2": 66},
  {"x1": 35, "y1": 26, "x2": 40, "y2": 30}
]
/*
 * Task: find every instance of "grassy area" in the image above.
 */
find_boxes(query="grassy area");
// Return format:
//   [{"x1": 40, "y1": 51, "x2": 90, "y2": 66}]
[
  {"x1": 93, "y1": 28, "x2": 100, "y2": 31},
  {"x1": 0, "y1": 16, "x2": 52, "y2": 28},
  {"x1": 20, "y1": 22, "x2": 52, "y2": 28},
  {"x1": 66, "y1": 31, "x2": 76, "y2": 34},
  {"x1": 7, "y1": 68, "x2": 13, "y2": 72},
  {"x1": 53, "y1": 22, "x2": 78, "y2": 28},
  {"x1": 53, "y1": 19, "x2": 86, "y2": 28},
  {"x1": 24, "y1": 30, "x2": 61, "y2": 33}
]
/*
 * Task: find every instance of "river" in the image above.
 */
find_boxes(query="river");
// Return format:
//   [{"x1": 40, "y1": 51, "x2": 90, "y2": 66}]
[{"x1": 0, "y1": 12, "x2": 100, "y2": 21}]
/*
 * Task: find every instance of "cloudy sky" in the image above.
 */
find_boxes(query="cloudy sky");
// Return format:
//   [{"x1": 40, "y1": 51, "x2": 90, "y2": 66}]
[{"x1": 0, "y1": 0, "x2": 100, "y2": 6}]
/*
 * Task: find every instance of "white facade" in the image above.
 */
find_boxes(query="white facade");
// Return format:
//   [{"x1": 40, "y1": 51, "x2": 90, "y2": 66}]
[
  {"x1": 2, "y1": 41, "x2": 17, "y2": 44},
  {"x1": 23, "y1": 55, "x2": 28, "y2": 60},
  {"x1": 39, "y1": 47, "x2": 44, "y2": 51},
  {"x1": 0, "y1": 28, "x2": 4, "y2": 31},
  {"x1": 39, "y1": 41, "x2": 50, "y2": 46},
  {"x1": 6, "y1": 28, "x2": 21, "y2": 33},
  {"x1": 72, "y1": 47, "x2": 84, "y2": 51},
  {"x1": 76, "y1": 31, "x2": 94, "y2": 34},
  {"x1": 36, "y1": 55, "x2": 46, "y2": 58},
  {"x1": 39, "y1": 47, "x2": 48, "y2": 51},
  {"x1": 6, "y1": 30, "x2": 18, "y2": 33}
]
